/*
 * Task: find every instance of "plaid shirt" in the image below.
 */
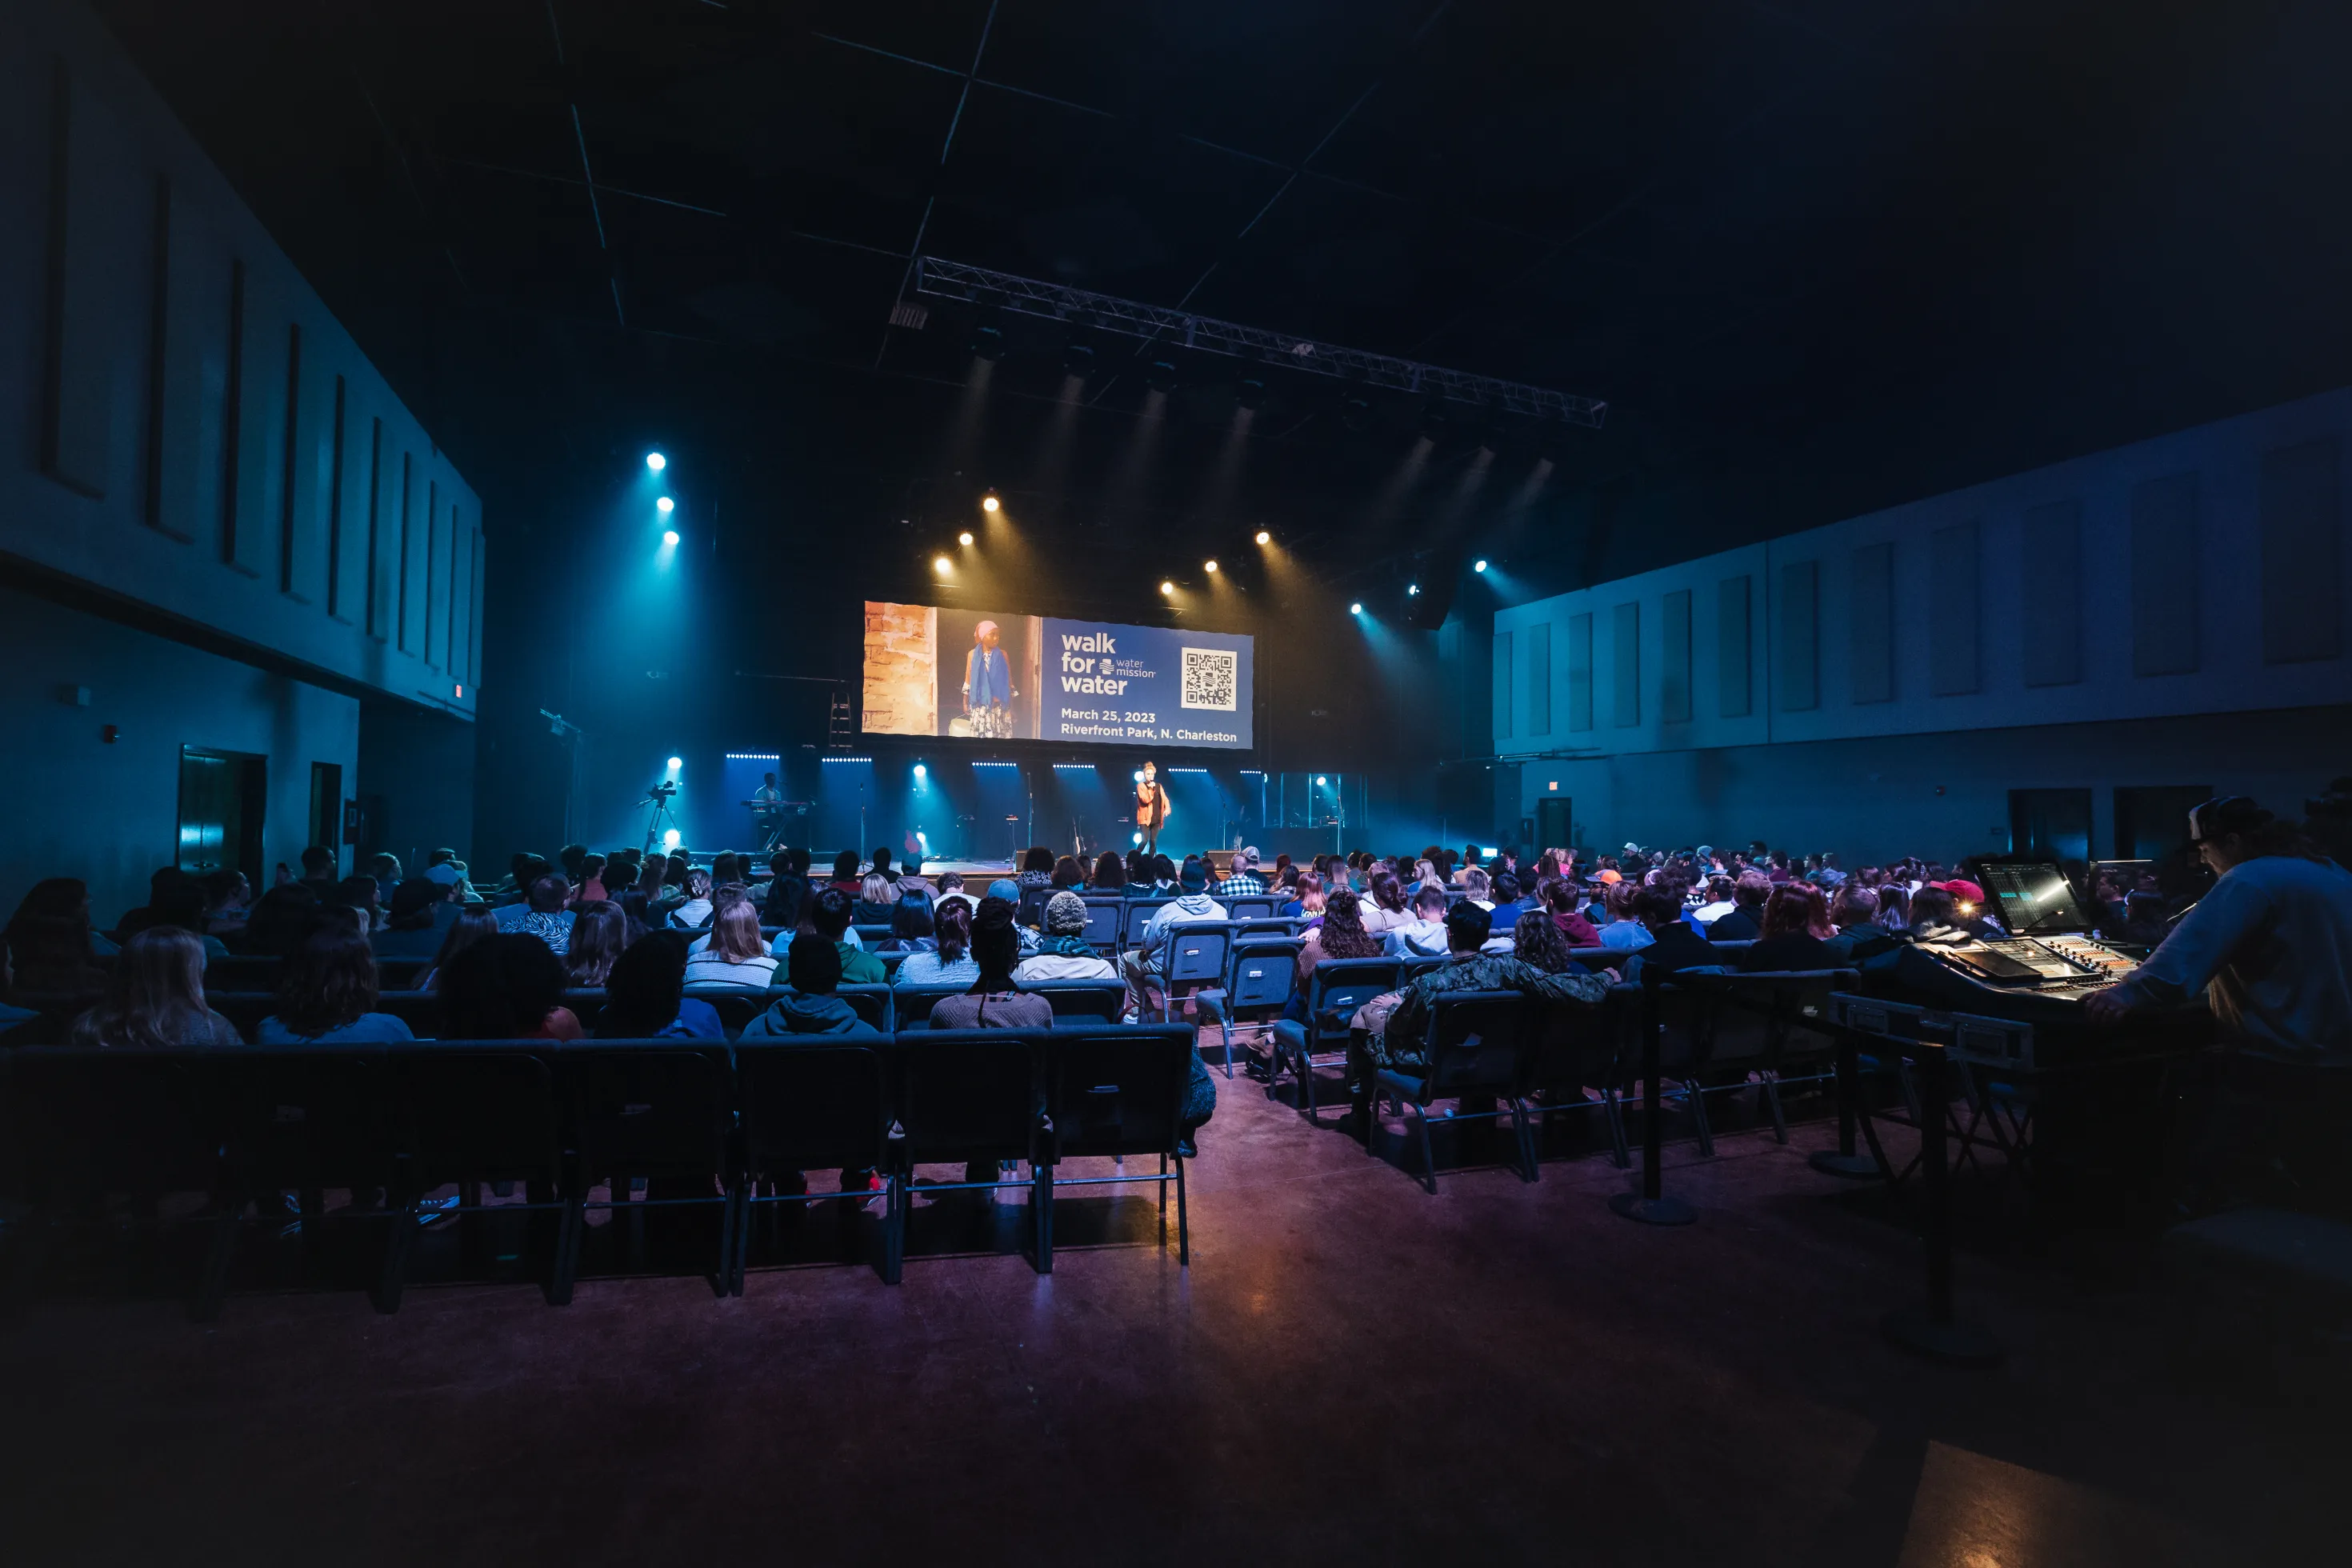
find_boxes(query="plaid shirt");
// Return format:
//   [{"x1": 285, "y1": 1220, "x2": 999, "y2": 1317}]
[
  {"x1": 1218, "y1": 871, "x2": 1265, "y2": 895},
  {"x1": 1373, "y1": 953, "x2": 1610, "y2": 1071}
]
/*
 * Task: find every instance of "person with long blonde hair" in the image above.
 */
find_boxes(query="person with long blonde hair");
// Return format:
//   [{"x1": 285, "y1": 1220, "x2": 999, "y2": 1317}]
[{"x1": 70, "y1": 927, "x2": 242, "y2": 1048}]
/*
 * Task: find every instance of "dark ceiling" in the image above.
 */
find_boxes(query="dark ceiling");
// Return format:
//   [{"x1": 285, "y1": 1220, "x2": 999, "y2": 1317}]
[{"x1": 90, "y1": 0, "x2": 2352, "y2": 615}]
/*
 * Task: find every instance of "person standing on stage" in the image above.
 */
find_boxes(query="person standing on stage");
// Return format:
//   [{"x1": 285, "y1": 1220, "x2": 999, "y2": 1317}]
[
  {"x1": 962, "y1": 620, "x2": 1016, "y2": 738},
  {"x1": 1134, "y1": 760, "x2": 1172, "y2": 855}
]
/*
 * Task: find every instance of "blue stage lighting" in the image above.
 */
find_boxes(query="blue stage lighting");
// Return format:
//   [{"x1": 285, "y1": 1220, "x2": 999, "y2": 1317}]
[
  {"x1": 656, "y1": 496, "x2": 674, "y2": 514},
  {"x1": 662, "y1": 530, "x2": 679, "y2": 546},
  {"x1": 663, "y1": 828, "x2": 682, "y2": 847},
  {"x1": 913, "y1": 763, "x2": 928, "y2": 780},
  {"x1": 666, "y1": 755, "x2": 682, "y2": 771},
  {"x1": 1350, "y1": 602, "x2": 1363, "y2": 615},
  {"x1": 1474, "y1": 558, "x2": 1489, "y2": 573},
  {"x1": 1316, "y1": 775, "x2": 1328, "y2": 786},
  {"x1": 646, "y1": 452, "x2": 666, "y2": 472},
  {"x1": 1407, "y1": 584, "x2": 1420, "y2": 596}
]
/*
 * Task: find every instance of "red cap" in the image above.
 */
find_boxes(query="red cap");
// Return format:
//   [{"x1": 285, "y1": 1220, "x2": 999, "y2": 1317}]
[{"x1": 1930, "y1": 878, "x2": 1985, "y2": 904}]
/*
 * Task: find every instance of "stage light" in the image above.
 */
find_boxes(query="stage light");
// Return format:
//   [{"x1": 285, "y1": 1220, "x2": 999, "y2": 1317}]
[
  {"x1": 1316, "y1": 775, "x2": 1328, "y2": 786},
  {"x1": 1350, "y1": 602, "x2": 1363, "y2": 615},
  {"x1": 1159, "y1": 580, "x2": 1174, "y2": 596},
  {"x1": 913, "y1": 763, "x2": 927, "y2": 780},
  {"x1": 656, "y1": 496, "x2": 674, "y2": 514},
  {"x1": 982, "y1": 494, "x2": 1001, "y2": 514},
  {"x1": 934, "y1": 556, "x2": 953, "y2": 576},
  {"x1": 666, "y1": 756, "x2": 682, "y2": 771},
  {"x1": 645, "y1": 452, "x2": 666, "y2": 472},
  {"x1": 1133, "y1": 770, "x2": 1145, "y2": 783},
  {"x1": 1407, "y1": 584, "x2": 1420, "y2": 596},
  {"x1": 664, "y1": 829, "x2": 682, "y2": 847},
  {"x1": 1474, "y1": 558, "x2": 1490, "y2": 573},
  {"x1": 1132, "y1": 831, "x2": 1144, "y2": 846},
  {"x1": 958, "y1": 530, "x2": 974, "y2": 546},
  {"x1": 662, "y1": 529, "x2": 679, "y2": 546},
  {"x1": 1254, "y1": 530, "x2": 1270, "y2": 545},
  {"x1": 1203, "y1": 559, "x2": 1219, "y2": 574}
]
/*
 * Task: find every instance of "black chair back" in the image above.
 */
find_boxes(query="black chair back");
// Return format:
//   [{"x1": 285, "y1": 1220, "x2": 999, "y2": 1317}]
[
  {"x1": 1414, "y1": 991, "x2": 1531, "y2": 1099},
  {"x1": 1222, "y1": 895, "x2": 1279, "y2": 922},
  {"x1": 838, "y1": 984, "x2": 893, "y2": 1032},
  {"x1": 387, "y1": 1045, "x2": 564, "y2": 1190},
  {"x1": 1081, "y1": 897, "x2": 1125, "y2": 950},
  {"x1": 1017, "y1": 886, "x2": 1052, "y2": 929},
  {"x1": 893, "y1": 1030, "x2": 1042, "y2": 1170},
  {"x1": 559, "y1": 1042, "x2": 733, "y2": 1185},
  {"x1": 1021, "y1": 981, "x2": 1128, "y2": 1027},
  {"x1": 228, "y1": 1048, "x2": 398, "y2": 1196},
  {"x1": 373, "y1": 990, "x2": 448, "y2": 1039},
  {"x1": 1043, "y1": 1026, "x2": 1193, "y2": 1161},
  {"x1": 203, "y1": 955, "x2": 281, "y2": 992},
  {"x1": 202, "y1": 991, "x2": 275, "y2": 1037},
  {"x1": 1302, "y1": 958, "x2": 1400, "y2": 1043},
  {"x1": 735, "y1": 1041, "x2": 891, "y2": 1180},
  {"x1": 376, "y1": 957, "x2": 430, "y2": 991},
  {"x1": 1226, "y1": 938, "x2": 1301, "y2": 1011},
  {"x1": 889, "y1": 984, "x2": 966, "y2": 1029},
  {"x1": 682, "y1": 986, "x2": 775, "y2": 1038},
  {"x1": 1162, "y1": 922, "x2": 1233, "y2": 990},
  {"x1": 1233, "y1": 918, "x2": 1299, "y2": 941},
  {"x1": 2, "y1": 1046, "x2": 223, "y2": 1199},
  {"x1": 1122, "y1": 898, "x2": 1174, "y2": 946}
]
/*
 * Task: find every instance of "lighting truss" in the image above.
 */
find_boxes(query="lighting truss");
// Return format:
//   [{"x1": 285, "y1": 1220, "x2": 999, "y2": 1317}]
[{"x1": 913, "y1": 257, "x2": 1606, "y2": 428}]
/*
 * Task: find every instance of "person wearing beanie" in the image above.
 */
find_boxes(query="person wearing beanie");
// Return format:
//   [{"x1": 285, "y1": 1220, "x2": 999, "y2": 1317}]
[{"x1": 1016, "y1": 890, "x2": 1118, "y2": 982}]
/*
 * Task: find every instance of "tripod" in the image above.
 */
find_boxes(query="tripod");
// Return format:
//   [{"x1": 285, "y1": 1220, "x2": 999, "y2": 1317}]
[{"x1": 638, "y1": 784, "x2": 681, "y2": 856}]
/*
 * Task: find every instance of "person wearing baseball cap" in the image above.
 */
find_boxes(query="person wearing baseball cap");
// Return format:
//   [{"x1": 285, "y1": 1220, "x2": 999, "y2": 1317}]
[{"x1": 2085, "y1": 797, "x2": 2352, "y2": 1060}]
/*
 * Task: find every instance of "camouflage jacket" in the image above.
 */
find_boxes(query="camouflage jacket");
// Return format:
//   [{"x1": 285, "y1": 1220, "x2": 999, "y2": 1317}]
[{"x1": 1374, "y1": 954, "x2": 1611, "y2": 1071}]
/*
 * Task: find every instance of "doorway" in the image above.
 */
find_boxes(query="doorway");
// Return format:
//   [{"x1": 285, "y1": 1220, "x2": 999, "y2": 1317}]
[
  {"x1": 2007, "y1": 787, "x2": 2094, "y2": 871},
  {"x1": 2113, "y1": 784, "x2": 2212, "y2": 862},
  {"x1": 1536, "y1": 794, "x2": 1573, "y2": 853},
  {"x1": 309, "y1": 762, "x2": 344, "y2": 874},
  {"x1": 178, "y1": 747, "x2": 268, "y2": 887}
]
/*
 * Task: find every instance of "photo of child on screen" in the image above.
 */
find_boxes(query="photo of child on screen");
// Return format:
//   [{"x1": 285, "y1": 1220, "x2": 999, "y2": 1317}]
[{"x1": 963, "y1": 619, "x2": 1015, "y2": 738}]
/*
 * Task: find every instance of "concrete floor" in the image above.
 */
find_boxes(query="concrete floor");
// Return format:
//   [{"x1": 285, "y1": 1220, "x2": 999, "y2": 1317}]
[{"x1": 0, "y1": 1066, "x2": 2341, "y2": 1567}]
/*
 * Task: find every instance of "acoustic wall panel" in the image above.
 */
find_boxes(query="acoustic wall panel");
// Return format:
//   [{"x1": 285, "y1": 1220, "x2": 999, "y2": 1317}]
[
  {"x1": 2130, "y1": 473, "x2": 2198, "y2": 677},
  {"x1": 1850, "y1": 542, "x2": 1894, "y2": 704},
  {"x1": 1778, "y1": 560, "x2": 1818, "y2": 711},
  {"x1": 1717, "y1": 574, "x2": 1750, "y2": 718},
  {"x1": 1526, "y1": 620, "x2": 1551, "y2": 735},
  {"x1": 1929, "y1": 521, "x2": 1980, "y2": 695},
  {"x1": 1491, "y1": 630, "x2": 1514, "y2": 741},
  {"x1": 2020, "y1": 500, "x2": 2082, "y2": 686},
  {"x1": 1661, "y1": 589, "x2": 1692, "y2": 723},
  {"x1": 2260, "y1": 439, "x2": 2341, "y2": 665},
  {"x1": 1612, "y1": 602, "x2": 1640, "y2": 727},
  {"x1": 1567, "y1": 612, "x2": 1594, "y2": 730},
  {"x1": 38, "y1": 62, "x2": 133, "y2": 501}
]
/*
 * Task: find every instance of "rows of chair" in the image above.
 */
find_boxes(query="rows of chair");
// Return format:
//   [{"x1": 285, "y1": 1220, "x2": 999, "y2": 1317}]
[{"x1": 0, "y1": 1024, "x2": 1200, "y2": 1320}]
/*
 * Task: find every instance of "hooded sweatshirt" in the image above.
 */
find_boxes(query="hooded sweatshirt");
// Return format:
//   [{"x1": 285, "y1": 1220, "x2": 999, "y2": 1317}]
[{"x1": 738, "y1": 989, "x2": 878, "y2": 1037}]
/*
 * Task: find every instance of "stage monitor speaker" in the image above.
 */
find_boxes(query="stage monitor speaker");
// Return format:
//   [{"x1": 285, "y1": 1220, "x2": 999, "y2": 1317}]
[
  {"x1": 1205, "y1": 850, "x2": 1235, "y2": 874},
  {"x1": 1403, "y1": 574, "x2": 1458, "y2": 630}
]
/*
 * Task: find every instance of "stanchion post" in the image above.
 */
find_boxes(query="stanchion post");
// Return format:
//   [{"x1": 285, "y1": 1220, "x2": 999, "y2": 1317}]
[
  {"x1": 1810, "y1": 1035, "x2": 1882, "y2": 1179},
  {"x1": 1881, "y1": 1040, "x2": 2002, "y2": 1366},
  {"x1": 1610, "y1": 974, "x2": 1696, "y2": 1226}
]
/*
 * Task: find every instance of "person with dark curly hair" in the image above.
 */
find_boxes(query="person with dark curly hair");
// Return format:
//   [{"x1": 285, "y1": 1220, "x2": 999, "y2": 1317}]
[{"x1": 257, "y1": 925, "x2": 414, "y2": 1043}]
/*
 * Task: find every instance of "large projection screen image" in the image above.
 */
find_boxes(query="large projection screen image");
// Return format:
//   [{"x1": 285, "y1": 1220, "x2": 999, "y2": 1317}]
[{"x1": 862, "y1": 602, "x2": 1254, "y2": 750}]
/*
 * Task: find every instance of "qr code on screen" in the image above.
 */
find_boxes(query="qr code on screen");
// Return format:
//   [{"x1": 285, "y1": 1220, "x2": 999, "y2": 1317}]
[{"x1": 1180, "y1": 648, "x2": 1238, "y2": 711}]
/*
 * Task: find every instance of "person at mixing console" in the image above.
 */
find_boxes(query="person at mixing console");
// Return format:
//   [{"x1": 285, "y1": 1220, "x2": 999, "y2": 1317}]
[{"x1": 2084, "y1": 796, "x2": 2352, "y2": 1058}]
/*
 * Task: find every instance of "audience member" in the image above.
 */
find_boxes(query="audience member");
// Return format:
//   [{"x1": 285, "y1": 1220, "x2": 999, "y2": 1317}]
[
  {"x1": 439, "y1": 933, "x2": 582, "y2": 1039},
  {"x1": 896, "y1": 898, "x2": 982, "y2": 986},
  {"x1": 1118, "y1": 862, "x2": 1226, "y2": 1017},
  {"x1": 1360, "y1": 903, "x2": 1613, "y2": 1074},
  {"x1": 1383, "y1": 885, "x2": 1451, "y2": 958},
  {"x1": 931, "y1": 899, "x2": 1052, "y2": 1030},
  {"x1": 1014, "y1": 891, "x2": 1118, "y2": 983},
  {"x1": 851, "y1": 872, "x2": 896, "y2": 926},
  {"x1": 1510, "y1": 908, "x2": 1577, "y2": 974},
  {"x1": 199, "y1": 868, "x2": 252, "y2": 938},
  {"x1": 1017, "y1": 848, "x2": 1055, "y2": 890},
  {"x1": 739, "y1": 933, "x2": 879, "y2": 1037},
  {"x1": 1282, "y1": 870, "x2": 1326, "y2": 926},
  {"x1": 334, "y1": 874, "x2": 385, "y2": 933},
  {"x1": 1300, "y1": 887, "x2": 1383, "y2": 979},
  {"x1": 1691, "y1": 875, "x2": 1738, "y2": 925},
  {"x1": 1543, "y1": 878, "x2": 1601, "y2": 946},
  {"x1": 1088, "y1": 853, "x2": 1126, "y2": 893},
  {"x1": 115, "y1": 866, "x2": 202, "y2": 941},
  {"x1": 933, "y1": 870, "x2": 977, "y2": 915},
  {"x1": 684, "y1": 900, "x2": 780, "y2": 988},
  {"x1": 295, "y1": 845, "x2": 339, "y2": 900},
  {"x1": 1594, "y1": 880, "x2": 1655, "y2": 951},
  {"x1": 780, "y1": 886, "x2": 886, "y2": 983},
  {"x1": 257, "y1": 925, "x2": 414, "y2": 1043},
  {"x1": 562, "y1": 900, "x2": 630, "y2": 988},
  {"x1": 1704, "y1": 872, "x2": 1771, "y2": 941},
  {"x1": 1738, "y1": 884, "x2": 1838, "y2": 971},
  {"x1": 416, "y1": 905, "x2": 498, "y2": 992},
  {"x1": 70, "y1": 928, "x2": 242, "y2": 1048},
  {"x1": 667, "y1": 869, "x2": 715, "y2": 930},
  {"x1": 1360, "y1": 871, "x2": 1410, "y2": 934},
  {"x1": 1219, "y1": 850, "x2": 1265, "y2": 896},
  {"x1": 241, "y1": 882, "x2": 324, "y2": 957},
  {"x1": 374, "y1": 878, "x2": 455, "y2": 958},
  {"x1": 1622, "y1": 885, "x2": 1723, "y2": 982},
  {"x1": 596, "y1": 931, "x2": 724, "y2": 1038}
]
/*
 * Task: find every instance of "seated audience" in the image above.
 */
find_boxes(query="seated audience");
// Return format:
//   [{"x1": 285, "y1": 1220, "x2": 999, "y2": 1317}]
[
  {"x1": 1691, "y1": 875, "x2": 1738, "y2": 925},
  {"x1": 776, "y1": 886, "x2": 886, "y2": 983},
  {"x1": 851, "y1": 871, "x2": 896, "y2": 926},
  {"x1": 931, "y1": 899, "x2": 1053, "y2": 1030},
  {"x1": 295, "y1": 846, "x2": 339, "y2": 901},
  {"x1": 416, "y1": 905, "x2": 498, "y2": 992},
  {"x1": 257, "y1": 925, "x2": 415, "y2": 1043},
  {"x1": 115, "y1": 866, "x2": 200, "y2": 942},
  {"x1": 1361, "y1": 902, "x2": 1614, "y2": 1074},
  {"x1": 1510, "y1": 908, "x2": 1577, "y2": 974},
  {"x1": 1488, "y1": 874, "x2": 1540, "y2": 929},
  {"x1": 570, "y1": 853, "x2": 610, "y2": 904},
  {"x1": 878, "y1": 890, "x2": 938, "y2": 954},
  {"x1": 70, "y1": 928, "x2": 242, "y2": 1048},
  {"x1": 1543, "y1": 879, "x2": 1601, "y2": 946},
  {"x1": 1087, "y1": 853, "x2": 1126, "y2": 893},
  {"x1": 595, "y1": 931, "x2": 723, "y2": 1038},
  {"x1": 1050, "y1": 855, "x2": 1086, "y2": 891},
  {"x1": 1594, "y1": 880, "x2": 1654, "y2": 951},
  {"x1": 1016, "y1": 848, "x2": 1056, "y2": 890},
  {"x1": 1704, "y1": 871, "x2": 1771, "y2": 941},
  {"x1": 1118, "y1": 862, "x2": 1227, "y2": 1016},
  {"x1": 1299, "y1": 887, "x2": 1383, "y2": 979},
  {"x1": 1822, "y1": 886, "x2": 1895, "y2": 962},
  {"x1": 241, "y1": 882, "x2": 324, "y2": 957},
  {"x1": 375, "y1": 877, "x2": 457, "y2": 958},
  {"x1": 1383, "y1": 885, "x2": 1451, "y2": 958},
  {"x1": 1738, "y1": 883, "x2": 1839, "y2": 971},
  {"x1": 684, "y1": 900, "x2": 781, "y2": 988},
  {"x1": 1458, "y1": 866, "x2": 1493, "y2": 910},
  {"x1": 897, "y1": 898, "x2": 983, "y2": 987},
  {"x1": 1622, "y1": 886, "x2": 1725, "y2": 982},
  {"x1": 741, "y1": 933, "x2": 879, "y2": 1037},
  {"x1": 496, "y1": 873, "x2": 578, "y2": 954},
  {"x1": 1014, "y1": 891, "x2": 1118, "y2": 983},
  {"x1": 666, "y1": 868, "x2": 715, "y2": 930},
  {"x1": 439, "y1": 933, "x2": 582, "y2": 1039},
  {"x1": 1282, "y1": 870, "x2": 1326, "y2": 926},
  {"x1": 1359, "y1": 871, "x2": 1410, "y2": 934},
  {"x1": 334, "y1": 874, "x2": 385, "y2": 934},
  {"x1": 1218, "y1": 850, "x2": 1265, "y2": 896},
  {"x1": 933, "y1": 870, "x2": 976, "y2": 915},
  {"x1": 562, "y1": 900, "x2": 630, "y2": 988}
]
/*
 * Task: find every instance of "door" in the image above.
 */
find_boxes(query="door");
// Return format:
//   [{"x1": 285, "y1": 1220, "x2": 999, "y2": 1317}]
[
  {"x1": 2007, "y1": 788, "x2": 2093, "y2": 872},
  {"x1": 2113, "y1": 785, "x2": 2211, "y2": 862},
  {"x1": 1536, "y1": 796, "x2": 1573, "y2": 853},
  {"x1": 178, "y1": 747, "x2": 268, "y2": 887},
  {"x1": 309, "y1": 762, "x2": 344, "y2": 870}
]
